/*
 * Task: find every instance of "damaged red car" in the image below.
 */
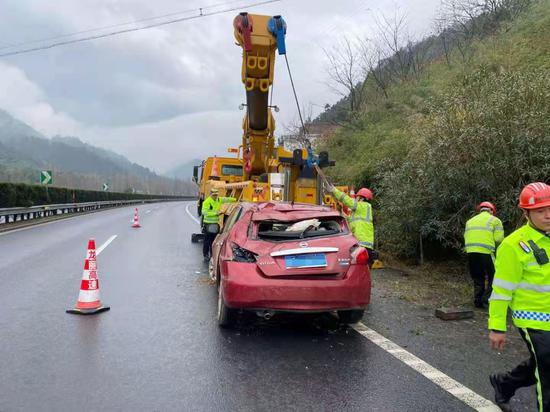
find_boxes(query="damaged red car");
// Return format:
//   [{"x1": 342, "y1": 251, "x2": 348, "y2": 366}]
[{"x1": 210, "y1": 202, "x2": 371, "y2": 327}]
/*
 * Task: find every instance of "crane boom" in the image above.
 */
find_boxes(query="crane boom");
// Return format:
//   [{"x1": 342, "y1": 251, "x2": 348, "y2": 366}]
[{"x1": 233, "y1": 13, "x2": 286, "y2": 178}]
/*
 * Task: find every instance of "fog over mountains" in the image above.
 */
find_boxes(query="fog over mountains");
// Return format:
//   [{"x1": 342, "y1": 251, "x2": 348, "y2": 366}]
[{"x1": 0, "y1": 109, "x2": 195, "y2": 195}]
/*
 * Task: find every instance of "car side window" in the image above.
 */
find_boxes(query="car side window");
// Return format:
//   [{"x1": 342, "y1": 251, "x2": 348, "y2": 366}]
[{"x1": 222, "y1": 207, "x2": 242, "y2": 233}]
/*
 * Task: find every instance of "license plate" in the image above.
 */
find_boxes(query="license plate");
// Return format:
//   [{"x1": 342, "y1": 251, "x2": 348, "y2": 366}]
[{"x1": 285, "y1": 253, "x2": 327, "y2": 269}]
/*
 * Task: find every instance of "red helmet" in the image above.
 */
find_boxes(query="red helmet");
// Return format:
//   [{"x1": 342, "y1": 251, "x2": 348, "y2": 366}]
[
  {"x1": 519, "y1": 182, "x2": 550, "y2": 210},
  {"x1": 477, "y1": 201, "x2": 496, "y2": 215},
  {"x1": 356, "y1": 188, "x2": 373, "y2": 201}
]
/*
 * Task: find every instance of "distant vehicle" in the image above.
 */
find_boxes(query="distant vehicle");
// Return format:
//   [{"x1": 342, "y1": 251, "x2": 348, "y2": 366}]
[{"x1": 210, "y1": 202, "x2": 372, "y2": 327}]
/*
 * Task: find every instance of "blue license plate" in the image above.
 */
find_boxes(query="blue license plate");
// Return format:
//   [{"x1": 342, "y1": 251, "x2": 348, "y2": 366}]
[{"x1": 285, "y1": 253, "x2": 327, "y2": 269}]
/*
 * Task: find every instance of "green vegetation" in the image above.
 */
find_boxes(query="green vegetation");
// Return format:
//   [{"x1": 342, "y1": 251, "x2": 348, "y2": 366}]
[
  {"x1": 0, "y1": 182, "x2": 186, "y2": 208},
  {"x1": 319, "y1": 0, "x2": 550, "y2": 260}
]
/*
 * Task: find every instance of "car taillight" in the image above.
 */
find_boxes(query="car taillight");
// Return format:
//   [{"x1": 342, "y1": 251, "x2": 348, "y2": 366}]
[
  {"x1": 350, "y1": 246, "x2": 369, "y2": 265},
  {"x1": 232, "y1": 243, "x2": 258, "y2": 263}
]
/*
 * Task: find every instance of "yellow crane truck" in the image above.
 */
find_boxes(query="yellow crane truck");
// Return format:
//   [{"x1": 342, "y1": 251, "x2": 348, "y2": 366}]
[{"x1": 191, "y1": 12, "x2": 334, "y2": 242}]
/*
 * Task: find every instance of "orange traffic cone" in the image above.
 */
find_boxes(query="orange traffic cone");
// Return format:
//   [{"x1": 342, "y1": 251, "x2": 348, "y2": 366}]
[
  {"x1": 132, "y1": 208, "x2": 141, "y2": 228},
  {"x1": 66, "y1": 239, "x2": 110, "y2": 315}
]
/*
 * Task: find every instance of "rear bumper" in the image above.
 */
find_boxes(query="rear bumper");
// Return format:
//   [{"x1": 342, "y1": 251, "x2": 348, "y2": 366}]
[{"x1": 221, "y1": 261, "x2": 371, "y2": 311}]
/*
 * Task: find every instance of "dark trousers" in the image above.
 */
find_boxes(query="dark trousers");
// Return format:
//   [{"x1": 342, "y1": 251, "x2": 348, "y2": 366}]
[
  {"x1": 467, "y1": 252, "x2": 495, "y2": 306},
  {"x1": 203, "y1": 232, "x2": 216, "y2": 258},
  {"x1": 497, "y1": 328, "x2": 550, "y2": 411}
]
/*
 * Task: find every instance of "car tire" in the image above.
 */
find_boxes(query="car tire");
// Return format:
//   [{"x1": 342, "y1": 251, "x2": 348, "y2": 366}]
[
  {"x1": 208, "y1": 257, "x2": 215, "y2": 281},
  {"x1": 338, "y1": 309, "x2": 364, "y2": 324},
  {"x1": 217, "y1": 284, "x2": 235, "y2": 328}
]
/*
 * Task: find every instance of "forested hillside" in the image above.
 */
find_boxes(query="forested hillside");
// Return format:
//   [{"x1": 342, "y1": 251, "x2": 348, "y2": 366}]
[{"x1": 317, "y1": 0, "x2": 550, "y2": 260}]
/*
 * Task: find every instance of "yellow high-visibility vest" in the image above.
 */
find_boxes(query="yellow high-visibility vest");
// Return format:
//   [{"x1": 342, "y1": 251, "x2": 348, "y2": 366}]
[
  {"x1": 489, "y1": 223, "x2": 550, "y2": 332},
  {"x1": 464, "y1": 211, "x2": 504, "y2": 254},
  {"x1": 333, "y1": 188, "x2": 374, "y2": 248}
]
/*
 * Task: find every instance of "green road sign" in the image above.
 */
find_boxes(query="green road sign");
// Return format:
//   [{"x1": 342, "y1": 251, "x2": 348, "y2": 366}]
[
  {"x1": 40, "y1": 170, "x2": 53, "y2": 185},
  {"x1": 103, "y1": 183, "x2": 110, "y2": 192}
]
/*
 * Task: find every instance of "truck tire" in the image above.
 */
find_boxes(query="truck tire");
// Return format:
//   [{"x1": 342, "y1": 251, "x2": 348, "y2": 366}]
[
  {"x1": 197, "y1": 199, "x2": 203, "y2": 217},
  {"x1": 337, "y1": 309, "x2": 364, "y2": 324},
  {"x1": 217, "y1": 285, "x2": 236, "y2": 328}
]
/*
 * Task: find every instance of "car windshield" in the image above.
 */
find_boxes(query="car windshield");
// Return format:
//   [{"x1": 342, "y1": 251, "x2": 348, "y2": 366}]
[{"x1": 256, "y1": 217, "x2": 345, "y2": 241}]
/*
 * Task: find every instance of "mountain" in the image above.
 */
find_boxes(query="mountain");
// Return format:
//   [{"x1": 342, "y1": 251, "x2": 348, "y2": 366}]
[
  {"x1": 0, "y1": 109, "x2": 195, "y2": 195},
  {"x1": 165, "y1": 158, "x2": 202, "y2": 181}
]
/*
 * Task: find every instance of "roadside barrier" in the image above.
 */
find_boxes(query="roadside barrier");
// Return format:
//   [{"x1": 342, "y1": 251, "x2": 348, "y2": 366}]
[{"x1": 0, "y1": 198, "x2": 193, "y2": 228}]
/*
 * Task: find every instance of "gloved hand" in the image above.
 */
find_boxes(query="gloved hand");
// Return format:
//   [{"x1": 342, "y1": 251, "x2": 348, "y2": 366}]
[{"x1": 324, "y1": 181, "x2": 335, "y2": 193}]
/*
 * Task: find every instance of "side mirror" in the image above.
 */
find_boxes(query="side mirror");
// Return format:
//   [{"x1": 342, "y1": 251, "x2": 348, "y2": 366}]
[
  {"x1": 292, "y1": 149, "x2": 303, "y2": 166},
  {"x1": 192, "y1": 165, "x2": 199, "y2": 183},
  {"x1": 318, "y1": 151, "x2": 335, "y2": 168}
]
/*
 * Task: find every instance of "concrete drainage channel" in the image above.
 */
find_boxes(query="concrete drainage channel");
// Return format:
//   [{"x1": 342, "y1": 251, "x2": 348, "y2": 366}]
[{"x1": 0, "y1": 198, "x2": 193, "y2": 233}]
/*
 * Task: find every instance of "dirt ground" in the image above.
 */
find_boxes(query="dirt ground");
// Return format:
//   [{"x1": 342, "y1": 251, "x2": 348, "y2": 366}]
[{"x1": 375, "y1": 258, "x2": 474, "y2": 308}]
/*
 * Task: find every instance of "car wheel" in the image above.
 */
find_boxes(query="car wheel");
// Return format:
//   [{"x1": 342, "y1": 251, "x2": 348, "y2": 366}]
[
  {"x1": 338, "y1": 310, "x2": 364, "y2": 324},
  {"x1": 217, "y1": 284, "x2": 235, "y2": 328}
]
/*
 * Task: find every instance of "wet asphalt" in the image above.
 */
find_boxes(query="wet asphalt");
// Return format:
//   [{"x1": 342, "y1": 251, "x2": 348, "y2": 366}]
[{"x1": 0, "y1": 202, "x2": 533, "y2": 411}]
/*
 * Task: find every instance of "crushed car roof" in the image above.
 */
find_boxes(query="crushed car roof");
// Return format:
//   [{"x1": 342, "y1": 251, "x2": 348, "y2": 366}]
[{"x1": 242, "y1": 202, "x2": 342, "y2": 222}]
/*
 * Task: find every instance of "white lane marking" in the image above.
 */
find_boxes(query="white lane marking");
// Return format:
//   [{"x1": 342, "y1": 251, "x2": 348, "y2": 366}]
[
  {"x1": 352, "y1": 323, "x2": 500, "y2": 412},
  {"x1": 185, "y1": 203, "x2": 200, "y2": 225},
  {"x1": 145, "y1": 210, "x2": 151, "y2": 214},
  {"x1": 96, "y1": 235, "x2": 117, "y2": 256}
]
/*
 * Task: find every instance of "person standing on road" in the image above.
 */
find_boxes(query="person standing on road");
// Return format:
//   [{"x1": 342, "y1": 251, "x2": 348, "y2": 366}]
[
  {"x1": 201, "y1": 188, "x2": 236, "y2": 262},
  {"x1": 488, "y1": 182, "x2": 550, "y2": 412},
  {"x1": 464, "y1": 202, "x2": 504, "y2": 308}
]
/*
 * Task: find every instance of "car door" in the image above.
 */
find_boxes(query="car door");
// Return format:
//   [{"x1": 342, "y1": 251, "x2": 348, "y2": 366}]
[{"x1": 211, "y1": 206, "x2": 242, "y2": 282}]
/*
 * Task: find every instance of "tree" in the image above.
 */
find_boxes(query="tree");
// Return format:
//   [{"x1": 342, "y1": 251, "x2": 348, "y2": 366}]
[
  {"x1": 323, "y1": 36, "x2": 370, "y2": 122},
  {"x1": 378, "y1": 68, "x2": 550, "y2": 257}
]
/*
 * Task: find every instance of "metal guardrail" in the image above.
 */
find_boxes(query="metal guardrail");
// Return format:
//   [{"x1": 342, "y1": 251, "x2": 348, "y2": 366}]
[{"x1": 0, "y1": 198, "x2": 195, "y2": 225}]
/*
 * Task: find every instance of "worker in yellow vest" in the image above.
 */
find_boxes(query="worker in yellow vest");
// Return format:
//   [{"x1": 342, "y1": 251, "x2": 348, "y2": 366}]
[
  {"x1": 324, "y1": 187, "x2": 375, "y2": 265},
  {"x1": 488, "y1": 182, "x2": 550, "y2": 412},
  {"x1": 464, "y1": 201, "x2": 504, "y2": 307},
  {"x1": 201, "y1": 188, "x2": 236, "y2": 262}
]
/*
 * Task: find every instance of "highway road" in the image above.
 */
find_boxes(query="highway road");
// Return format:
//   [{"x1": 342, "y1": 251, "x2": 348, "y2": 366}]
[{"x1": 0, "y1": 202, "x2": 535, "y2": 411}]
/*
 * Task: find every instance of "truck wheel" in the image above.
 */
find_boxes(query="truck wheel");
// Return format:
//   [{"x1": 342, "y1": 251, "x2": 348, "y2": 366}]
[
  {"x1": 217, "y1": 285, "x2": 235, "y2": 328},
  {"x1": 337, "y1": 310, "x2": 364, "y2": 324},
  {"x1": 197, "y1": 199, "x2": 203, "y2": 217}
]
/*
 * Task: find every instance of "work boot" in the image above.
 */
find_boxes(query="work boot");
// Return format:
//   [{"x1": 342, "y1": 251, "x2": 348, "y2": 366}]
[
  {"x1": 203, "y1": 254, "x2": 210, "y2": 263},
  {"x1": 489, "y1": 374, "x2": 513, "y2": 412}
]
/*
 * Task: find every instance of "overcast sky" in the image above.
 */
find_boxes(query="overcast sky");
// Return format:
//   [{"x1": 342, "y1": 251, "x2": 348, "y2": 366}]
[{"x1": 0, "y1": 0, "x2": 441, "y2": 173}]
